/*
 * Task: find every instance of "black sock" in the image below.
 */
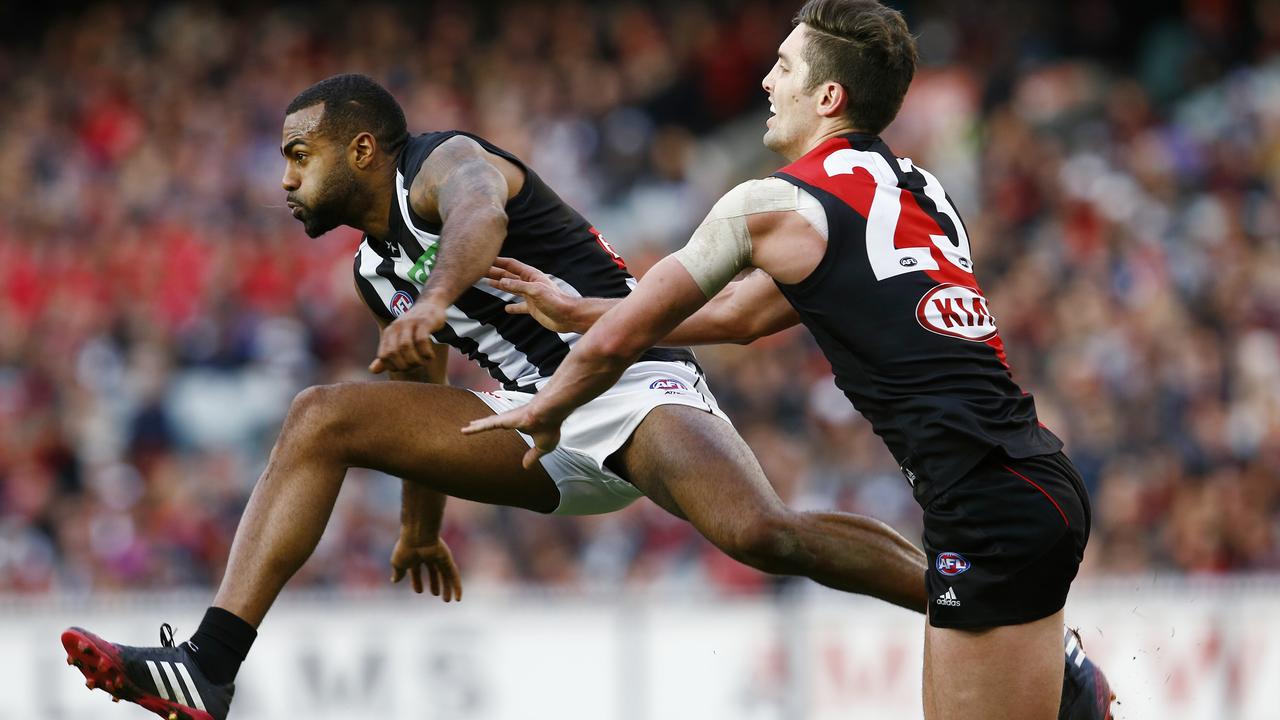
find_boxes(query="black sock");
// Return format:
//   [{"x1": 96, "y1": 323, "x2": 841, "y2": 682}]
[{"x1": 187, "y1": 607, "x2": 257, "y2": 685}]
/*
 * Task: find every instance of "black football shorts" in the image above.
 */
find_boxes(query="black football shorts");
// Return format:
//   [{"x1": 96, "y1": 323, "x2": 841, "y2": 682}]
[{"x1": 923, "y1": 450, "x2": 1090, "y2": 629}]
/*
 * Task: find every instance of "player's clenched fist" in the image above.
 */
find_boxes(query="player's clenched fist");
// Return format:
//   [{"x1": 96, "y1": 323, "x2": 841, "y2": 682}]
[{"x1": 370, "y1": 301, "x2": 447, "y2": 373}]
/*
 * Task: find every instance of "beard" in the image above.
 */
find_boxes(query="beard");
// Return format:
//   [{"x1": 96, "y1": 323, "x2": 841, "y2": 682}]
[{"x1": 296, "y1": 161, "x2": 363, "y2": 238}]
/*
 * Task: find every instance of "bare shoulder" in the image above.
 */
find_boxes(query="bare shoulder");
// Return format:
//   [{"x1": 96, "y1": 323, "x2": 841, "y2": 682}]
[{"x1": 410, "y1": 135, "x2": 525, "y2": 219}]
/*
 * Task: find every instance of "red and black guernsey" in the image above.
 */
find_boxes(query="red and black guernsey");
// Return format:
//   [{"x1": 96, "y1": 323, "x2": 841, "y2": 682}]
[
  {"x1": 772, "y1": 133, "x2": 1061, "y2": 502},
  {"x1": 354, "y1": 131, "x2": 696, "y2": 392}
]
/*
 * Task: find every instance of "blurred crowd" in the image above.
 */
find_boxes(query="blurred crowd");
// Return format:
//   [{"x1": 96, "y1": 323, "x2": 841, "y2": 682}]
[{"x1": 1, "y1": 0, "x2": 1278, "y2": 596}]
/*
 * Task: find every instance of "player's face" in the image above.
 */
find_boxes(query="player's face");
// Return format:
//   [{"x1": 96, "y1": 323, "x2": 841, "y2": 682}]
[
  {"x1": 280, "y1": 105, "x2": 362, "y2": 238},
  {"x1": 762, "y1": 25, "x2": 821, "y2": 159}
]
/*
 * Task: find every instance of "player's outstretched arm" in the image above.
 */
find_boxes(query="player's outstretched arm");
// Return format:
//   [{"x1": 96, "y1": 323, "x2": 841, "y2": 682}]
[
  {"x1": 487, "y1": 257, "x2": 612, "y2": 334},
  {"x1": 662, "y1": 269, "x2": 799, "y2": 345},
  {"x1": 489, "y1": 178, "x2": 809, "y2": 349},
  {"x1": 464, "y1": 179, "x2": 809, "y2": 462},
  {"x1": 371, "y1": 135, "x2": 522, "y2": 374},
  {"x1": 492, "y1": 259, "x2": 799, "y2": 345},
  {"x1": 463, "y1": 257, "x2": 711, "y2": 468}
]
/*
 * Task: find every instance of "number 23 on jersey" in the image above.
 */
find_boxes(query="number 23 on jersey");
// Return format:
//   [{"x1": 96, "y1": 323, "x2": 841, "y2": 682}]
[{"x1": 824, "y1": 148, "x2": 974, "y2": 282}]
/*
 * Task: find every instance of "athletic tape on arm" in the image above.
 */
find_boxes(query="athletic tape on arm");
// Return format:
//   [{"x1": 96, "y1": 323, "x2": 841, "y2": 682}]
[{"x1": 672, "y1": 178, "x2": 827, "y2": 297}]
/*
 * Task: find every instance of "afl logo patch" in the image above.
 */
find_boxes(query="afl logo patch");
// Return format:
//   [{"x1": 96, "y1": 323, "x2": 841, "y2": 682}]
[
  {"x1": 916, "y1": 283, "x2": 997, "y2": 342},
  {"x1": 389, "y1": 291, "x2": 415, "y2": 317},
  {"x1": 649, "y1": 378, "x2": 689, "y2": 391},
  {"x1": 936, "y1": 552, "x2": 970, "y2": 576}
]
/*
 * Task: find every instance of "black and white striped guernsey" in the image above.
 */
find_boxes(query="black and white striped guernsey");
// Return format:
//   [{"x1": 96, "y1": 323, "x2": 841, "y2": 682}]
[{"x1": 354, "y1": 131, "x2": 697, "y2": 392}]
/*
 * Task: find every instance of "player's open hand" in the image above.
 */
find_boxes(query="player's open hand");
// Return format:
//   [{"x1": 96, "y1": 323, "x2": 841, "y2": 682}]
[
  {"x1": 461, "y1": 405, "x2": 562, "y2": 470},
  {"x1": 371, "y1": 301, "x2": 447, "y2": 374},
  {"x1": 487, "y1": 257, "x2": 584, "y2": 333},
  {"x1": 390, "y1": 536, "x2": 462, "y2": 602}
]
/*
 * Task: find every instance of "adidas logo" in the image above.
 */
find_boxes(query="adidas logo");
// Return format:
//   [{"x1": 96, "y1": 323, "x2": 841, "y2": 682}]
[
  {"x1": 145, "y1": 659, "x2": 207, "y2": 712},
  {"x1": 936, "y1": 587, "x2": 961, "y2": 607}
]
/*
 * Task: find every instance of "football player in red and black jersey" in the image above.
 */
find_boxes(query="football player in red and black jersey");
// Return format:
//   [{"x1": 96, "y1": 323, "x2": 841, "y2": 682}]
[{"x1": 468, "y1": 1, "x2": 1115, "y2": 718}]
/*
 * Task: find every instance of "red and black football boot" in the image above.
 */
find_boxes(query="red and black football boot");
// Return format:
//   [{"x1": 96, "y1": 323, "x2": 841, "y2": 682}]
[
  {"x1": 1059, "y1": 626, "x2": 1117, "y2": 720},
  {"x1": 62, "y1": 623, "x2": 233, "y2": 720}
]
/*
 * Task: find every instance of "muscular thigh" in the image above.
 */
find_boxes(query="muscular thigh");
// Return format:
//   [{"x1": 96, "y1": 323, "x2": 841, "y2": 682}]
[
  {"x1": 923, "y1": 610, "x2": 1064, "y2": 720},
  {"x1": 298, "y1": 382, "x2": 559, "y2": 512},
  {"x1": 609, "y1": 405, "x2": 785, "y2": 525}
]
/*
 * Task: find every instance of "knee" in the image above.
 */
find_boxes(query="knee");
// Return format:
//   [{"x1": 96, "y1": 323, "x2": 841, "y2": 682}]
[
  {"x1": 281, "y1": 384, "x2": 350, "y2": 446},
  {"x1": 718, "y1": 512, "x2": 805, "y2": 569}
]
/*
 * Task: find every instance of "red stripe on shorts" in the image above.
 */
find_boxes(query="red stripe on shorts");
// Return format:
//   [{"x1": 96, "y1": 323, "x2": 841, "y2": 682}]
[{"x1": 1003, "y1": 464, "x2": 1069, "y2": 528}]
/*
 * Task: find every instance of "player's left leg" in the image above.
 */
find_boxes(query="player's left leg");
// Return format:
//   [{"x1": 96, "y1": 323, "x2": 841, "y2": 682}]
[
  {"x1": 611, "y1": 404, "x2": 929, "y2": 611},
  {"x1": 617, "y1": 406, "x2": 1113, "y2": 719},
  {"x1": 923, "y1": 610, "x2": 1064, "y2": 720}
]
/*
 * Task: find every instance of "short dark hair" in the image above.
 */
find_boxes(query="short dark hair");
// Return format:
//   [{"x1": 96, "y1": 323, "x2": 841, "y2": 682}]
[
  {"x1": 793, "y1": 0, "x2": 917, "y2": 135},
  {"x1": 285, "y1": 74, "x2": 409, "y2": 155}
]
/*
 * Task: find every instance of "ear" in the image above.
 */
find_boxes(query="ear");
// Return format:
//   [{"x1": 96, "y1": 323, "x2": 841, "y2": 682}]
[
  {"x1": 816, "y1": 81, "x2": 848, "y2": 119},
  {"x1": 350, "y1": 131, "x2": 378, "y2": 169}
]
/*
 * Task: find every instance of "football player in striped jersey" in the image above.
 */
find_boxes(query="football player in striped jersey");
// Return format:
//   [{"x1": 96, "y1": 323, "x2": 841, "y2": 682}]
[{"x1": 63, "y1": 71, "x2": 935, "y2": 720}]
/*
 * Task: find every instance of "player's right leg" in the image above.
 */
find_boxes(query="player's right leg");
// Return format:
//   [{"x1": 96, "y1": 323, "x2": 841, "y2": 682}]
[
  {"x1": 63, "y1": 381, "x2": 559, "y2": 720},
  {"x1": 212, "y1": 382, "x2": 558, "y2": 627}
]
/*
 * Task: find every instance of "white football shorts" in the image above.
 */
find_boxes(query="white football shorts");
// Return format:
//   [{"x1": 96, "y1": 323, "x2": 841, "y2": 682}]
[{"x1": 470, "y1": 360, "x2": 731, "y2": 515}]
